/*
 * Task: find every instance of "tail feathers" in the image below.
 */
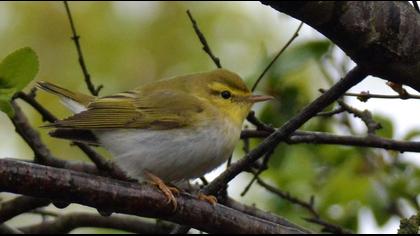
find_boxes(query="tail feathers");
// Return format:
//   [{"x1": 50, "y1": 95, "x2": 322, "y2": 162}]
[
  {"x1": 49, "y1": 128, "x2": 99, "y2": 145},
  {"x1": 36, "y1": 81, "x2": 95, "y2": 107},
  {"x1": 36, "y1": 81, "x2": 95, "y2": 113}
]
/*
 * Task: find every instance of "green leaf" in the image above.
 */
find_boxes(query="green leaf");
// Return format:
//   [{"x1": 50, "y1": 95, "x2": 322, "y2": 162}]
[{"x1": 0, "y1": 47, "x2": 39, "y2": 117}]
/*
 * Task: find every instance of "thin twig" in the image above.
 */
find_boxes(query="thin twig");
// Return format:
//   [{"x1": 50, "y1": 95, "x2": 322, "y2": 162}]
[
  {"x1": 256, "y1": 177, "x2": 352, "y2": 234},
  {"x1": 412, "y1": 1, "x2": 420, "y2": 13},
  {"x1": 316, "y1": 107, "x2": 345, "y2": 117},
  {"x1": 322, "y1": 89, "x2": 420, "y2": 102},
  {"x1": 241, "y1": 129, "x2": 420, "y2": 153},
  {"x1": 304, "y1": 217, "x2": 352, "y2": 234},
  {"x1": 19, "y1": 212, "x2": 174, "y2": 234},
  {"x1": 337, "y1": 100, "x2": 382, "y2": 135},
  {"x1": 187, "y1": 10, "x2": 222, "y2": 68},
  {"x1": 251, "y1": 22, "x2": 304, "y2": 91},
  {"x1": 256, "y1": 177, "x2": 319, "y2": 219},
  {"x1": 63, "y1": 1, "x2": 102, "y2": 95},
  {"x1": 240, "y1": 149, "x2": 273, "y2": 197}
]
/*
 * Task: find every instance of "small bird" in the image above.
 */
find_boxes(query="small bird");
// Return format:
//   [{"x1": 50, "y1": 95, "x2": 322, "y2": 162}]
[{"x1": 37, "y1": 69, "x2": 272, "y2": 207}]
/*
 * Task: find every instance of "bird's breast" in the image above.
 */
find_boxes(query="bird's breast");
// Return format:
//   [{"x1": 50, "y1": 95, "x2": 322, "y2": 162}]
[{"x1": 95, "y1": 118, "x2": 242, "y2": 182}]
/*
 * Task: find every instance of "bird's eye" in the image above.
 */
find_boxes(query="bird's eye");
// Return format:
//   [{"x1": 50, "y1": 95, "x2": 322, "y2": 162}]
[{"x1": 221, "y1": 90, "x2": 231, "y2": 99}]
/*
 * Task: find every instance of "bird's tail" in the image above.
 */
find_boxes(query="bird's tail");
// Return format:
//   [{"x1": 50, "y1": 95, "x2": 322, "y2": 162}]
[{"x1": 36, "y1": 81, "x2": 95, "y2": 113}]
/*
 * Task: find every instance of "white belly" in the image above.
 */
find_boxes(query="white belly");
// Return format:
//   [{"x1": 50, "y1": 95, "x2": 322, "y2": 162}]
[{"x1": 95, "y1": 121, "x2": 240, "y2": 182}]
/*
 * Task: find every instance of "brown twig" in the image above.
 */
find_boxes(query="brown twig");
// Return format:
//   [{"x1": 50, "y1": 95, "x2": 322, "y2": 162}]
[
  {"x1": 255, "y1": 177, "x2": 353, "y2": 234},
  {"x1": 412, "y1": 1, "x2": 420, "y2": 13},
  {"x1": 316, "y1": 107, "x2": 345, "y2": 117},
  {"x1": 240, "y1": 149, "x2": 273, "y2": 197},
  {"x1": 186, "y1": 10, "x2": 222, "y2": 68},
  {"x1": 63, "y1": 1, "x2": 102, "y2": 95},
  {"x1": 332, "y1": 90, "x2": 420, "y2": 102},
  {"x1": 241, "y1": 129, "x2": 420, "y2": 153},
  {"x1": 304, "y1": 217, "x2": 352, "y2": 234},
  {"x1": 251, "y1": 22, "x2": 304, "y2": 91},
  {"x1": 19, "y1": 212, "x2": 174, "y2": 234},
  {"x1": 256, "y1": 177, "x2": 319, "y2": 219},
  {"x1": 0, "y1": 196, "x2": 50, "y2": 224},
  {"x1": 337, "y1": 100, "x2": 382, "y2": 135}
]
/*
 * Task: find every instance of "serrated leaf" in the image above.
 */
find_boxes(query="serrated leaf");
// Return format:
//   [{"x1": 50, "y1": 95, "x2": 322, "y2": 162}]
[{"x1": 0, "y1": 47, "x2": 39, "y2": 116}]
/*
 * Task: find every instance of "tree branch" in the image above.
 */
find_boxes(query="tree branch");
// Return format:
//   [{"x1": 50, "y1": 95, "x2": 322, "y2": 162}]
[
  {"x1": 187, "y1": 10, "x2": 222, "y2": 68},
  {"x1": 0, "y1": 196, "x2": 50, "y2": 224},
  {"x1": 241, "y1": 130, "x2": 420, "y2": 153},
  {"x1": 63, "y1": 1, "x2": 103, "y2": 95},
  {"x1": 251, "y1": 21, "x2": 303, "y2": 91},
  {"x1": 19, "y1": 213, "x2": 173, "y2": 234},
  {"x1": 0, "y1": 159, "x2": 308, "y2": 234},
  {"x1": 261, "y1": 1, "x2": 420, "y2": 92}
]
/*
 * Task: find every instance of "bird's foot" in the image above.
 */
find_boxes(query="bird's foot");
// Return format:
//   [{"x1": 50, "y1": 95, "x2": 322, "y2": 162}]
[
  {"x1": 198, "y1": 193, "x2": 217, "y2": 205},
  {"x1": 144, "y1": 171, "x2": 179, "y2": 210}
]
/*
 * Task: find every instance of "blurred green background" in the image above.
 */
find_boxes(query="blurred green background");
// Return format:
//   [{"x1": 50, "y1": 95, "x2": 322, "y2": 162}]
[{"x1": 1, "y1": 1, "x2": 419, "y2": 234}]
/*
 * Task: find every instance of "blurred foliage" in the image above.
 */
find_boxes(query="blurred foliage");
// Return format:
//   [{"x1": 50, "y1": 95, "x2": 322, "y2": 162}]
[
  {"x1": 0, "y1": 47, "x2": 38, "y2": 116},
  {"x1": 1, "y1": 1, "x2": 419, "y2": 234}
]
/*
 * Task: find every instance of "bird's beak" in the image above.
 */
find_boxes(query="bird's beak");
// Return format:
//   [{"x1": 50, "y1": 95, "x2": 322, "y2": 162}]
[{"x1": 247, "y1": 94, "x2": 274, "y2": 103}]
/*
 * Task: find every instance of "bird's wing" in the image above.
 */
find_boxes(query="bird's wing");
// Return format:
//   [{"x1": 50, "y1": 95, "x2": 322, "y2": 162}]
[{"x1": 48, "y1": 89, "x2": 204, "y2": 130}]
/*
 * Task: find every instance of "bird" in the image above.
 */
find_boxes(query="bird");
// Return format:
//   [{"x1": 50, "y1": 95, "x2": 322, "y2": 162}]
[{"x1": 37, "y1": 68, "x2": 272, "y2": 208}]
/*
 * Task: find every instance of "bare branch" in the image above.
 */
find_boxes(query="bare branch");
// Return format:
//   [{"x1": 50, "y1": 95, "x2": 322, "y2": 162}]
[
  {"x1": 63, "y1": 1, "x2": 103, "y2": 95},
  {"x1": 19, "y1": 212, "x2": 173, "y2": 234},
  {"x1": 337, "y1": 90, "x2": 420, "y2": 102},
  {"x1": 304, "y1": 217, "x2": 352, "y2": 234},
  {"x1": 241, "y1": 130, "x2": 420, "y2": 153},
  {"x1": 251, "y1": 22, "x2": 303, "y2": 91},
  {"x1": 187, "y1": 10, "x2": 222, "y2": 68},
  {"x1": 337, "y1": 100, "x2": 382, "y2": 135},
  {"x1": 0, "y1": 196, "x2": 50, "y2": 223},
  {"x1": 256, "y1": 177, "x2": 319, "y2": 219}
]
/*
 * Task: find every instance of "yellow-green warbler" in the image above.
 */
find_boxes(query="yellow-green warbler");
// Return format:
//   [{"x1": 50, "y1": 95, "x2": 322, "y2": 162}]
[{"x1": 37, "y1": 69, "x2": 272, "y2": 206}]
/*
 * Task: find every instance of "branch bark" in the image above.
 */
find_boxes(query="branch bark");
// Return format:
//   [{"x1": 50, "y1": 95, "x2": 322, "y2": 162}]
[
  {"x1": 0, "y1": 159, "x2": 308, "y2": 234},
  {"x1": 19, "y1": 213, "x2": 172, "y2": 234},
  {"x1": 0, "y1": 196, "x2": 50, "y2": 223},
  {"x1": 261, "y1": 1, "x2": 420, "y2": 92}
]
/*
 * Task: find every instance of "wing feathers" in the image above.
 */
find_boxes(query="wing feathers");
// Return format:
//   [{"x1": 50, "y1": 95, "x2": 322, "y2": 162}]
[{"x1": 48, "y1": 89, "x2": 204, "y2": 130}]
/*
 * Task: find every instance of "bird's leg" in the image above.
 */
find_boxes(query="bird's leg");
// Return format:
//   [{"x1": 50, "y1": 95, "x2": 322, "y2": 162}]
[
  {"x1": 197, "y1": 193, "x2": 217, "y2": 205},
  {"x1": 144, "y1": 171, "x2": 179, "y2": 210}
]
